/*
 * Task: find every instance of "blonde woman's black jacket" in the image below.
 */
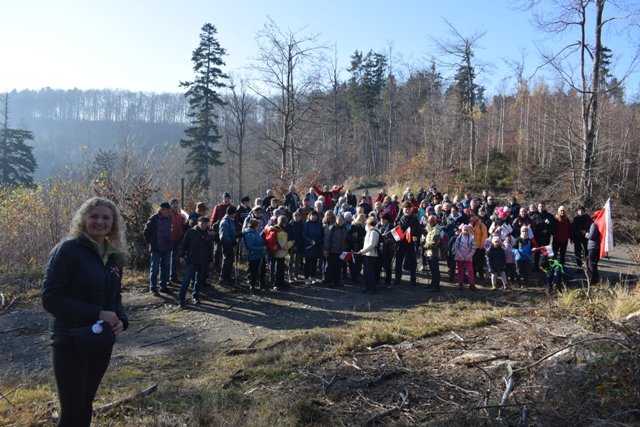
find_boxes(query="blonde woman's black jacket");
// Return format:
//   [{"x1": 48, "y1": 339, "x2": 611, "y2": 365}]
[{"x1": 42, "y1": 236, "x2": 128, "y2": 335}]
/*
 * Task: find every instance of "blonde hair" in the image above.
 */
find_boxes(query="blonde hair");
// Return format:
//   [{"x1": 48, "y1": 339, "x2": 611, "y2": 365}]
[
  {"x1": 354, "y1": 213, "x2": 367, "y2": 225},
  {"x1": 69, "y1": 197, "x2": 128, "y2": 257}
]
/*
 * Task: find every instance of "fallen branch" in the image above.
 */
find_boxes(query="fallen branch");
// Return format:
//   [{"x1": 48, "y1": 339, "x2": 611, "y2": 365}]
[
  {"x1": 0, "y1": 296, "x2": 18, "y2": 314},
  {"x1": 365, "y1": 388, "x2": 409, "y2": 426},
  {"x1": 514, "y1": 336, "x2": 634, "y2": 374},
  {"x1": 94, "y1": 383, "x2": 158, "y2": 413},
  {"x1": 140, "y1": 332, "x2": 188, "y2": 348},
  {"x1": 225, "y1": 338, "x2": 289, "y2": 356}
]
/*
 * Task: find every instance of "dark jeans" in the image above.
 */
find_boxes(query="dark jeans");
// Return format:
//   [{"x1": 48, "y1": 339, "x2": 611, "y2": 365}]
[
  {"x1": 248, "y1": 258, "x2": 266, "y2": 289},
  {"x1": 473, "y1": 249, "x2": 486, "y2": 280},
  {"x1": 349, "y1": 254, "x2": 363, "y2": 283},
  {"x1": 552, "y1": 240, "x2": 568, "y2": 265},
  {"x1": 379, "y1": 251, "x2": 393, "y2": 285},
  {"x1": 427, "y1": 255, "x2": 440, "y2": 288},
  {"x1": 273, "y1": 257, "x2": 286, "y2": 288},
  {"x1": 447, "y1": 254, "x2": 456, "y2": 281},
  {"x1": 363, "y1": 256, "x2": 378, "y2": 291},
  {"x1": 574, "y1": 238, "x2": 588, "y2": 267},
  {"x1": 52, "y1": 337, "x2": 112, "y2": 427},
  {"x1": 220, "y1": 241, "x2": 235, "y2": 282},
  {"x1": 179, "y1": 263, "x2": 208, "y2": 303},
  {"x1": 170, "y1": 241, "x2": 181, "y2": 281},
  {"x1": 326, "y1": 254, "x2": 343, "y2": 286},
  {"x1": 395, "y1": 243, "x2": 417, "y2": 285},
  {"x1": 213, "y1": 239, "x2": 223, "y2": 272},
  {"x1": 516, "y1": 259, "x2": 531, "y2": 284},
  {"x1": 587, "y1": 249, "x2": 600, "y2": 283},
  {"x1": 149, "y1": 250, "x2": 171, "y2": 291},
  {"x1": 304, "y1": 256, "x2": 319, "y2": 279},
  {"x1": 506, "y1": 263, "x2": 517, "y2": 281}
]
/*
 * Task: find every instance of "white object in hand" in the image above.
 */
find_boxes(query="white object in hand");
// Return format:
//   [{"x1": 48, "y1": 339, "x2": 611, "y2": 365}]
[{"x1": 91, "y1": 320, "x2": 104, "y2": 334}]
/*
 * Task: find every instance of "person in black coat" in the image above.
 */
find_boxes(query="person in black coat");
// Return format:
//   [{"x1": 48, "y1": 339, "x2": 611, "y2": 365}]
[
  {"x1": 572, "y1": 206, "x2": 592, "y2": 268},
  {"x1": 178, "y1": 217, "x2": 214, "y2": 307},
  {"x1": 529, "y1": 203, "x2": 556, "y2": 270},
  {"x1": 394, "y1": 202, "x2": 423, "y2": 286},
  {"x1": 42, "y1": 197, "x2": 128, "y2": 427},
  {"x1": 143, "y1": 202, "x2": 173, "y2": 294}
]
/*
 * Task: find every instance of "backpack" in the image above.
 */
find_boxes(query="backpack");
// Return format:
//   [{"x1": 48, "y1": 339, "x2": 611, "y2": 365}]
[{"x1": 262, "y1": 226, "x2": 280, "y2": 254}]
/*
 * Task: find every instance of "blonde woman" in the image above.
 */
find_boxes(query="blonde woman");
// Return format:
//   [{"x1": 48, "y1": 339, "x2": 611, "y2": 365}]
[{"x1": 42, "y1": 197, "x2": 128, "y2": 426}]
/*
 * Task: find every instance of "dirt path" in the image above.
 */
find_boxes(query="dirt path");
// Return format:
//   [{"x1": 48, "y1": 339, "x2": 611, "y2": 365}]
[{"x1": 0, "y1": 244, "x2": 636, "y2": 387}]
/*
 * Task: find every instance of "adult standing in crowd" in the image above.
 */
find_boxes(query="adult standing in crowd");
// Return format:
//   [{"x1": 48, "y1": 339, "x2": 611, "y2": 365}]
[
  {"x1": 285, "y1": 184, "x2": 301, "y2": 213},
  {"x1": 144, "y1": 202, "x2": 173, "y2": 295},
  {"x1": 530, "y1": 203, "x2": 555, "y2": 271},
  {"x1": 210, "y1": 192, "x2": 234, "y2": 274},
  {"x1": 553, "y1": 206, "x2": 571, "y2": 265},
  {"x1": 219, "y1": 205, "x2": 237, "y2": 285},
  {"x1": 586, "y1": 220, "x2": 601, "y2": 283},
  {"x1": 169, "y1": 199, "x2": 187, "y2": 283},
  {"x1": 394, "y1": 202, "x2": 422, "y2": 286},
  {"x1": 359, "y1": 216, "x2": 380, "y2": 293},
  {"x1": 572, "y1": 206, "x2": 592, "y2": 268},
  {"x1": 178, "y1": 216, "x2": 213, "y2": 307},
  {"x1": 42, "y1": 197, "x2": 128, "y2": 427}
]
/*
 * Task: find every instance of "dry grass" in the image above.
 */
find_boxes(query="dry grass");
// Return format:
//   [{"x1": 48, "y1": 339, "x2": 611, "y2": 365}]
[
  {"x1": 1, "y1": 297, "x2": 518, "y2": 426},
  {"x1": 557, "y1": 283, "x2": 640, "y2": 322}
]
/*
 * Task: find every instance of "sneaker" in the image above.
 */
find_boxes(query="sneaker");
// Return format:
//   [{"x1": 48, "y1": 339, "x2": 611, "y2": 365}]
[
  {"x1": 152, "y1": 289, "x2": 160, "y2": 296},
  {"x1": 192, "y1": 297, "x2": 201, "y2": 305}
]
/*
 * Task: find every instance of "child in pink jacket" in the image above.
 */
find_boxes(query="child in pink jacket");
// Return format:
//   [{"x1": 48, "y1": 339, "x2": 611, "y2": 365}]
[{"x1": 454, "y1": 224, "x2": 476, "y2": 290}]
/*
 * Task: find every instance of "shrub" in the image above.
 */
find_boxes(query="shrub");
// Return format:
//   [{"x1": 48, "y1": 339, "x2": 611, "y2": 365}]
[{"x1": 0, "y1": 181, "x2": 90, "y2": 279}]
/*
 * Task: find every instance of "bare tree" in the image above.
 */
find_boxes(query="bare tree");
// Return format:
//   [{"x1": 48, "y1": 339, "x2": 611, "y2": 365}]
[
  {"x1": 530, "y1": 0, "x2": 640, "y2": 204},
  {"x1": 225, "y1": 77, "x2": 254, "y2": 197},
  {"x1": 249, "y1": 18, "x2": 326, "y2": 183}
]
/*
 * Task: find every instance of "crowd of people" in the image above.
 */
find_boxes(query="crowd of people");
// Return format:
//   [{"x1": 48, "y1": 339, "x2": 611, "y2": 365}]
[
  {"x1": 143, "y1": 184, "x2": 603, "y2": 307},
  {"x1": 40, "y1": 188, "x2": 604, "y2": 425}
]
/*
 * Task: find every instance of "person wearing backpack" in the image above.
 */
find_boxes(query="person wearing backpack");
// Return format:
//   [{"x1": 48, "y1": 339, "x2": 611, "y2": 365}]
[
  {"x1": 243, "y1": 219, "x2": 267, "y2": 293},
  {"x1": 323, "y1": 213, "x2": 348, "y2": 287},
  {"x1": 303, "y1": 210, "x2": 324, "y2": 284},
  {"x1": 218, "y1": 206, "x2": 237, "y2": 285},
  {"x1": 358, "y1": 217, "x2": 381, "y2": 293},
  {"x1": 423, "y1": 215, "x2": 442, "y2": 291}
]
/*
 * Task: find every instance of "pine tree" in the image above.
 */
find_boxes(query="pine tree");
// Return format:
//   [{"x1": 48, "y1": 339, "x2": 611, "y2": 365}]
[
  {"x1": 0, "y1": 94, "x2": 37, "y2": 186},
  {"x1": 180, "y1": 23, "x2": 228, "y2": 193}
]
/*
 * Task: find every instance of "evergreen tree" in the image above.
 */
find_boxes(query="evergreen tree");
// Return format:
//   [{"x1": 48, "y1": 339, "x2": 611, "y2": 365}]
[
  {"x1": 0, "y1": 94, "x2": 37, "y2": 186},
  {"x1": 180, "y1": 23, "x2": 228, "y2": 192}
]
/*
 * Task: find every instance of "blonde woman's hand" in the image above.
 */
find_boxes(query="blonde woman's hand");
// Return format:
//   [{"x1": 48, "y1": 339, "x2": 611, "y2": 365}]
[{"x1": 99, "y1": 310, "x2": 119, "y2": 328}]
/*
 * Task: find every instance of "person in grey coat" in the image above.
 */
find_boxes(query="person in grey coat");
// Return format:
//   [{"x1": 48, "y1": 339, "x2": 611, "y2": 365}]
[{"x1": 586, "y1": 222, "x2": 601, "y2": 283}]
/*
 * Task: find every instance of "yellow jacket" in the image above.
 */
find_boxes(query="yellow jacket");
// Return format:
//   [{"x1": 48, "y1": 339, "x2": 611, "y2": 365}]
[
  {"x1": 473, "y1": 222, "x2": 488, "y2": 249},
  {"x1": 274, "y1": 227, "x2": 294, "y2": 259}
]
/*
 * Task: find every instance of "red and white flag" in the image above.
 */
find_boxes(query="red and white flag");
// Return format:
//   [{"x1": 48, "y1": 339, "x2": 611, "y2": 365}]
[
  {"x1": 592, "y1": 198, "x2": 614, "y2": 258},
  {"x1": 391, "y1": 225, "x2": 405, "y2": 242},
  {"x1": 339, "y1": 251, "x2": 354, "y2": 263}
]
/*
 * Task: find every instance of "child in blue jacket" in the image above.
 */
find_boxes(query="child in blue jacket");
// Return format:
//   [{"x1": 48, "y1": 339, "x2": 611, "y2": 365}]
[{"x1": 243, "y1": 219, "x2": 267, "y2": 292}]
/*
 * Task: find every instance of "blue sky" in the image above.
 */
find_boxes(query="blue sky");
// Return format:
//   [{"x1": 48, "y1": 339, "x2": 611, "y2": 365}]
[{"x1": 0, "y1": 0, "x2": 637, "y2": 96}]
